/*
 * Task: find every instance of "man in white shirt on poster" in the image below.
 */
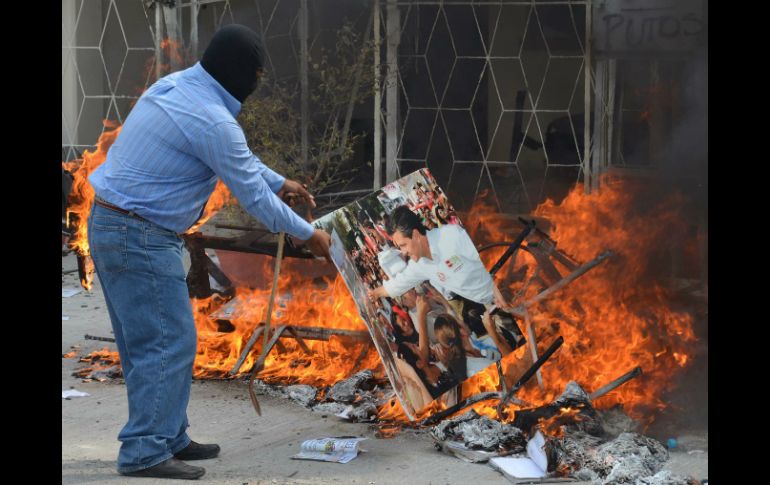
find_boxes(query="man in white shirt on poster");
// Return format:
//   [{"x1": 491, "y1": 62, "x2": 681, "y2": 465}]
[{"x1": 367, "y1": 205, "x2": 507, "y2": 309}]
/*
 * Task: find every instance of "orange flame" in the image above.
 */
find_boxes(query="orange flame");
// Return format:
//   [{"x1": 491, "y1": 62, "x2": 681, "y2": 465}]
[
  {"x1": 78, "y1": 267, "x2": 380, "y2": 385},
  {"x1": 191, "y1": 259, "x2": 379, "y2": 384},
  {"x1": 185, "y1": 181, "x2": 234, "y2": 234},
  {"x1": 453, "y1": 179, "x2": 697, "y2": 425},
  {"x1": 377, "y1": 180, "x2": 698, "y2": 424},
  {"x1": 537, "y1": 407, "x2": 584, "y2": 438},
  {"x1": 139, "y1": 39, "x2": 192, "y2": 96},
  {"x1": 62, "y1": 123, "x2": 122, "y2": 290}
]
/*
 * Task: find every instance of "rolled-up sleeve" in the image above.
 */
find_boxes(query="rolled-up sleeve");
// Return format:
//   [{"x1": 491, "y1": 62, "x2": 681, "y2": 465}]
[{"x1": 197, "y1": 121, "x2": 314, "y2": 240}]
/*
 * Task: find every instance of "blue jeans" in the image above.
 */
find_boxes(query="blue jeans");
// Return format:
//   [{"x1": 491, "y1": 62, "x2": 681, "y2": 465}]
[{"x1": 87, "y1": 203, "x2": 196, "y2": 473}]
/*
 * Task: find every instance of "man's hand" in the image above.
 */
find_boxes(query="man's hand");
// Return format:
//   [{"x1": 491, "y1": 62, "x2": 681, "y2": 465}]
[
  {"x1": 278, "y1": 179, "x2": 316, "y2": 208},
  {"x1": 424, "y1": 284, "x2": 441, "y2": 302},
  {"x1": 298, "y1": 228, "x2": 331, "y2": 263},
  {"x1": 425, "y1": 284, "x2": 454, "y2": 314},
  {"x1": 415, "y1": 295, "x2": 430, "y2": 318}
]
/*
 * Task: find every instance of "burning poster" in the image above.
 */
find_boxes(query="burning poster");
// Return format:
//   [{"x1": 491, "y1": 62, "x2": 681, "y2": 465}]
[{"x1": 313, "y1": 169, "x2": 527, "y2": 420}]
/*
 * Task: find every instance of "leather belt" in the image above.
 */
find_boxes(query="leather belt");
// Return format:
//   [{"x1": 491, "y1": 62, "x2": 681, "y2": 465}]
[{"x1": 94, "y1": 196, "x2": 148, "y2": 222}]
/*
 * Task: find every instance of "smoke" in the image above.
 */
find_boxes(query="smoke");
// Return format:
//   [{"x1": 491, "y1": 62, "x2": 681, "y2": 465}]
[{"x1": 660, "y1": 48, "x2": 708, "y2": 195}]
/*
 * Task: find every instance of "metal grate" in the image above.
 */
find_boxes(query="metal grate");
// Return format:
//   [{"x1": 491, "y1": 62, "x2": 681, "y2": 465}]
[
  {"x1": 388, "y1": 1, "x2": 589, "y2": 213},
  {"x1": 62, "y1": 0, "x2": 595, "y2": 210}
]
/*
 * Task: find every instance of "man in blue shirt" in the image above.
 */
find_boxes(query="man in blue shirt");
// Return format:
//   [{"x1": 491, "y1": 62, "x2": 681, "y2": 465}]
[{"x1": 87, "y1": 24, "x2": 331, "y2": 480}]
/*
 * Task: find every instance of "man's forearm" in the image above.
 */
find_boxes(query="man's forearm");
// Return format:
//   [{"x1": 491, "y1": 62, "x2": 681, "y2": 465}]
[{"x1": 417, "y1": 311, "x2": 430, "y2": 362}]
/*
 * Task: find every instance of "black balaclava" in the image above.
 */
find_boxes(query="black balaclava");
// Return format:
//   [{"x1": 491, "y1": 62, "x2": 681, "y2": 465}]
[{"x1": 200, "y1": 24, "x2": 265, "y2": 103}]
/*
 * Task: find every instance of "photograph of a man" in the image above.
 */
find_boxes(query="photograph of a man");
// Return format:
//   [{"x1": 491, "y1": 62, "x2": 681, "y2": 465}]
[
  {"x1": 313, "y1": 168, "x2": 528, "y2": 419},
  {"x1": 368, "y1": 206, "x2": 501, "y2": 307},
  {"x1": 368, "y1": 205, "x2": 526, "y2": 352}
]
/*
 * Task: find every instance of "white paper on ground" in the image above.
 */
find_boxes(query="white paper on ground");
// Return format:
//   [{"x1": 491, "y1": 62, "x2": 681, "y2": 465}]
[
  {"x1": 488, "y1": 430, "x2": 549, "y2": 479},
  {"x1": 335, "y1": 405, "x2": 354, "y2": 420},
  {"x1": 62, "y1": 315, "x2": 70, "y2": 321},
  {"x1": 62, "y1": 389, "x2": 90, "y2": 399},
  {"x1": 441, "y1": 441, "x2": 499, "y2": 463},
  {"x1": 62, "y1": 287, "x2": 82, "y2": 298},
  {"x1": 527, "y1": 430, "x2": 548, "y2": 472},
  {"x1": 291, "y1": 437, "x2": 367, "y2": 463},
  {"x1": 489, "y1": 456, "x2": 546, "y2": 479}
]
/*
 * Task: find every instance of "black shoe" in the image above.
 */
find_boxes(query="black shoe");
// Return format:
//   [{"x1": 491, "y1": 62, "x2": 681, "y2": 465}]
[
  {"x1": 174, "y1": 441, "x2": 221, "y2": 461},
  {"x1": 121, "y1": 457, "x2": 205, "y2": 480}
]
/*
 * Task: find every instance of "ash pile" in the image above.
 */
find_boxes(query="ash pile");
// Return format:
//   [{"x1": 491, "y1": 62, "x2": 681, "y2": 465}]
[
  {"x1": 70, "y1": 350, "x2": 388, "y2": 423},
  {"x1": 252, "y1": 369, "x2": 391, "y2": 423},
  {"x1": 430, "y1": 381, "x2": 697, "y2": 485}
]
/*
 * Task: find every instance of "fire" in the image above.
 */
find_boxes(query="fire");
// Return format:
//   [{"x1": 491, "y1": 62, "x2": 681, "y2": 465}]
[
  {"x1": 672, "y1": 352, "x2": 688, "y2": 367},
  {"x1": 138, "y1": 38, "x2": 191, "y2": 97},
  {"x1": 537, "y1": 407, "x2": 584, "y2": 438},
  {"x1": 74, "y1": 177, "x2": 698, "y2": 432},
  {"x1": 375, "y1": 347, "x2": 531, "y2": 423},
  {"x1": 375, "y1": 179, "x2": 698, "y2": 425},
  {"x1": 185, "y1": 181, "x2": 234, "y2": 234},
  {"x1": 192, "y1": 260, "x2": 379, "y2": 384},
  {"x1": 374, "y1": 424, "x2": 402, "y2": 439},
  {"x1": 78, "y1": 267, "x2": 379, "y2": 384},
  {"x1": 455, "y1": 178, "x2": 698, "y2": 425},
  {"x1": 62, "y1": 123, "x2": 122, "y2": 290}
]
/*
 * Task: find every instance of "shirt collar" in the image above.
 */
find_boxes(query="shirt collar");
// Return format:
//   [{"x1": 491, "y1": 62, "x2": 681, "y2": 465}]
[
  {"x1": 192, "y1": 62, "x2": 241, "y2": 116},
  {"x1": 420, "y1": 227, "x2": 440, "y2": 263}
]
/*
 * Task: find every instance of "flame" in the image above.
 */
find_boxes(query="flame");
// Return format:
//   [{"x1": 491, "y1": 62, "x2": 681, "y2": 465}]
[
  {"x1": 537, "y1": 406, "x2": 584, "y2": 438},
  {"x1": 185, "y1": 181, "x2": 234, "y2": 234},
  {"x1": 672, "y1": 352, "x2": 688, "y2": 367},
  {"x1": 139, "y1": 39, "x2": 191, "y2": 96},
  {"x1": 375, "y1": 424, "x2": 402, "y2": 438},
  {"x1": 191, "y1": 260, "x2": 380, "y2": 384},
  {"x1": 375, "y1": 346, "x2": 530, "y2": 424},
  {"x1": 375, "y1": 179, "x2": 698, "y2": 426},
  {"x1": 453, "y1": 179, "x2": 698, "y2": 425},
  {"x1": 62, "y1": 123, "x2": 122, "y2": 290},
  {"x1": 76, "y1": 266, "x2": 380, "y2": 385},
  {"x1": 62, "y1": 125, "x2": 233, "y2": 273},
  {"x1": 73, "y1": 347, "x2": 122, "y2": 381}
]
